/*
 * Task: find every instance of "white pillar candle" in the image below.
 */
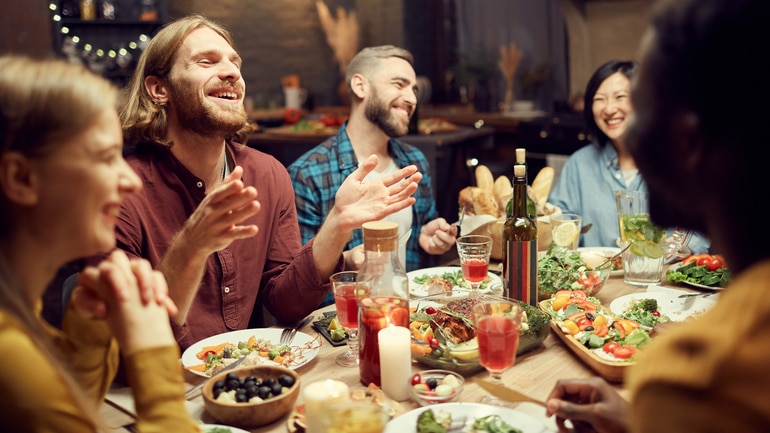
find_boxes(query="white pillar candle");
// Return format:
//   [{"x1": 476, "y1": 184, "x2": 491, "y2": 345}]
[
  {"x1": 378, "y1": 325, "x2": 412, "y2": 401},
  {"x1": 302, "y1": 379, "x2": 350, "y2": 433}
]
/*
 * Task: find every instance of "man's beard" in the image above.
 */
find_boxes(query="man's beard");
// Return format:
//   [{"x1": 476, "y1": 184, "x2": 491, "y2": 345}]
[
  {"x1": 168, "y1": 77, "x2": 247, "y2": 139},
  {"x1": 364, "y1": 86, "x2": 409, "y2": 138}
]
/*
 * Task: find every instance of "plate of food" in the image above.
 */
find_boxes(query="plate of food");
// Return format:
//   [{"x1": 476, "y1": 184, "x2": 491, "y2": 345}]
[
  {"x1": 181, "y1": 328, "x2": 321, "y2": 378},
  {"x1": 383, "y1": 402, "x2": 555, "y2": 433},
  {"x1": 407, "y1": 266, "x2": 502, "y2": 298},
  {"x1": 200, "y1": 424, "x2": 250, "y2": 433},
  {"x1": 665, "y1": 257, "x2": 729, "y2": 290},
  {"x1": 609, "y1": 290, "x2": 716, "y2": 322},
  {"x1": 539, "y1": 290, "x2": 670, "y2": 382},
  {"x1": 410, "y1": 291, "x2": 550, "y2": 375},
  {"x1": 578, "y1": 246, "x2": 623, "y2": 277}
]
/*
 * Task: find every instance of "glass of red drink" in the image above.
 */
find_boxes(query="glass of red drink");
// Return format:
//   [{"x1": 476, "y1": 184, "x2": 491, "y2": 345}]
[
  {"x1": 456, "y1": 235, "x2": 492, "y2": 295},
  {"x1": 331, "y1": 271, "x2": 370, "y2": 367},
  {"x1": 472, "y1": 297, "x2": 523, "y2": 405}
]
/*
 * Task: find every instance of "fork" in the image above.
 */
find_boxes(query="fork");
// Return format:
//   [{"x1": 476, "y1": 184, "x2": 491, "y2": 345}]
[
  {"x1": 453, "y1": 208, "x2": 466, "y2": 237},
  {"x1": 280, "y1": 315, "x2": 313, "y2": 346}
]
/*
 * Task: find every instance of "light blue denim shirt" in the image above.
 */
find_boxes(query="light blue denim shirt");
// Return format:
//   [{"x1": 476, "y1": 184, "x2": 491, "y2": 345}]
[{"x1": 548, "y1": 142, "x2": 709, "y2": 254}]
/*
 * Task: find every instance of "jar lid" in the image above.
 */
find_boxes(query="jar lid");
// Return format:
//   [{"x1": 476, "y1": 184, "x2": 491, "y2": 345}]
[{"x1": 362, "y1": 221, "x2": 399, "y2": 251}]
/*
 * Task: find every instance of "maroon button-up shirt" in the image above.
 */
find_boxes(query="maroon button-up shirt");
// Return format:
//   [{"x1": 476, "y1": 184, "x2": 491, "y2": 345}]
[{"x1": 116, "y1": 142, "x2": 335, "y2": 351}]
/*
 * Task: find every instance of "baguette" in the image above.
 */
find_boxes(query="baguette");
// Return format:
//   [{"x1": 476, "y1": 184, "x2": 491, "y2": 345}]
[
  {"x1": 493, "y1": 175, "x2": 512, "y2": 215},
  {"x1": 531, "y1": 166, "x2": 555, "y2": 207},
  {"x1": 475, "y1": 165, "x2": 495, "y2": 200},
  {"x1": 471, "y1": 187, "x2": 499, "y2": 217},
  {"x1": 458, "y1": 186, "x2": 476, "y2": 215}
]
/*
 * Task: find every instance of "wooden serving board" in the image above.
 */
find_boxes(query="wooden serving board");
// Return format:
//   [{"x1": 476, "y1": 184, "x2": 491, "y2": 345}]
[
  {"x1": 538, "y1": 300, "x2": 632, "y2": 382},
  {"x1": 547, "y1": 321, "x2": 631, "y2": 382}
]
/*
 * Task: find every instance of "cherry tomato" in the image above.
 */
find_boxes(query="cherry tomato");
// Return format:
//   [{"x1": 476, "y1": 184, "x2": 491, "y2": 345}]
[
  {"x1": 561, "y1": 319, "x2": 580, "y2": 335},
  {"x1": 428, "y1": 337, "x2": 440, "y2": 349},
  {"x1": 603, "y1": 342, "x2": 620, "y2": 354},
  {"x1": 424, "y1": 306, "x2": 438, "y2": 315},
  {"x1": 705, "y1": 256, "x2": 726, "y2": 271},
  {"x1": 652, "y1": 311, "x2": 660, "y2": 317},
  {"x1": 283, "y1": 108, "x2": 302, "y2": 125},
  {"x1": 682, "y1": 253, "x2": 710, "y2": 265},
  {"x1": 320, "y1": 113, "x2": 339, "y2": 127},
  {"x1": 576, "y1": 317, "x2": 593, "y2": 331},
  {"x1": 613, "y1": 346, "x2": 637, "y2": 359},
  {"x1": 410, "y1": 373, "x2": 422, "y2": 386}
]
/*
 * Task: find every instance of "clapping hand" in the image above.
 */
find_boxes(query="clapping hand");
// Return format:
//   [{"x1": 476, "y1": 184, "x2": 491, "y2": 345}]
[{"x1": 331, "y1": 154, "x2": 421, "y2": 232}]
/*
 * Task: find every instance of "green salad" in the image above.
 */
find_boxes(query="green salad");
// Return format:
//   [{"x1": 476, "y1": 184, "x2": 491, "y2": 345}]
[
  {"x1": 537, "y1": 243, "x2": 591, "y2": 299},
  {"x1": 412, "y1": 268, "x2": 490, "y2": 290}
]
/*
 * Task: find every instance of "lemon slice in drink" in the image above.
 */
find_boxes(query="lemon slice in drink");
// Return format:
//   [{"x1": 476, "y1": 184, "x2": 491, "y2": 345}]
[
  {"x1": 450, "y1": 338, "x2": 479, "y2": 362},
  {"x1": 552, "y1": 222, "x2": 579, "y2": 247}
]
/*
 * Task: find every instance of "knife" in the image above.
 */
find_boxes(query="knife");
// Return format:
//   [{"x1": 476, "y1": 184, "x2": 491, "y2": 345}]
[{"x1": 474, "y1": 378, "x2": 547, "y2": 407}]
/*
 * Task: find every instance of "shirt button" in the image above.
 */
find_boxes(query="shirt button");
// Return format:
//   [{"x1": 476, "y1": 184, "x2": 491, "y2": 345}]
[
  {"x1": 224, "y1": 287, "x2": 230, "y2": 293},
  {"x1": 615, "y1": 173, "x2": 621, "y2": 179},
  {"x1": 196, "y1": 181, "x2": 203, "y2": 188}
]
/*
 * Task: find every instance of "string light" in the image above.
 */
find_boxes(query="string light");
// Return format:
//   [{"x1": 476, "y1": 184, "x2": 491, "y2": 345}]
[{"x1": 48, "y1": 2, "x2": 153, "y2": 63}]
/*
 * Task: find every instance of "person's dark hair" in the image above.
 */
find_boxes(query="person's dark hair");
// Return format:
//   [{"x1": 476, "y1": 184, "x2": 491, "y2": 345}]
[
  {"x1": 646, "y1": 0, "x2": 767, "y2": 153},
  {"x1": 583, "y1": 60, "x2": 639, "y2": 148}
]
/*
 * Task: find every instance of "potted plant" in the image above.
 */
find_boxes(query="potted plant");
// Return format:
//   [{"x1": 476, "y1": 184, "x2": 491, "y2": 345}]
[{"x1": 515, "y1": 62, "x2": 550, "y2": 111}]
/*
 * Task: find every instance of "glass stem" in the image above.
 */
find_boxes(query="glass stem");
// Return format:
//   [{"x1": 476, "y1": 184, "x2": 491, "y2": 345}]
[{"x1": 347, "y1": 328, "x2": 359, "y2": 355}]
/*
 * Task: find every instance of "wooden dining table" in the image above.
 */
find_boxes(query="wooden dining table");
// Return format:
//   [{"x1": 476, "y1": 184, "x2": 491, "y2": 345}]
[{"x1": 101, "y1": 268, "x2": 711, "y2": 432}]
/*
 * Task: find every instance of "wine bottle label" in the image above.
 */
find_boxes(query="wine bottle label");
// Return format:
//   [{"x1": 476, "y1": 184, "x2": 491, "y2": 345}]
[{"x1": 503, "y1": 239, "x2": 538, "y2": 306}]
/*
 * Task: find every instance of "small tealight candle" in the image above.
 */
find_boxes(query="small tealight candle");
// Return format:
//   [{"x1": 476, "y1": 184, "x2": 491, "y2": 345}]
[
  {"x1": 302, "y1": 379, "x2": 350, "y2": 433},
  {"x1": 378, "y1": 325, "x2": 412, "y2": 401}
]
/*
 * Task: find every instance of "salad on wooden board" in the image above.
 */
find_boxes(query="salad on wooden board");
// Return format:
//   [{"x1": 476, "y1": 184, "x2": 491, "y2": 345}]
[{"x1": 540, "y1": 290, "x2": 669, "y2": 364}]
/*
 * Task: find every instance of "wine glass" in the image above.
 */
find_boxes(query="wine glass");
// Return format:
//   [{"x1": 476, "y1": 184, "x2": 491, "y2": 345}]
[
  {"x1": 456, "y1": 235, "x2": 492, "y2": 295},
  {"x1": 662, "y1": 227, "x2": 693, "y2": 264},
  {"x1": 472, "y1": 296, "x2": 524, "y2": 406},
  {"x1": 330, "y1": 271, "x2": 369, "y2": 367}
]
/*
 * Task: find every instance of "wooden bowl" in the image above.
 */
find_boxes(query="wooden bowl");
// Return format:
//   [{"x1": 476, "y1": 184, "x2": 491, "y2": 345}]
[{"x1": 202, "y1": 365, "x2": 300, "y2": 428}]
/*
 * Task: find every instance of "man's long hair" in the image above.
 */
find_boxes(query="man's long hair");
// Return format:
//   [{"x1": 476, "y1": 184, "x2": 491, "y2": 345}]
[{"x1": 120, "y1": 14, "x2": 251, "y2": 147}]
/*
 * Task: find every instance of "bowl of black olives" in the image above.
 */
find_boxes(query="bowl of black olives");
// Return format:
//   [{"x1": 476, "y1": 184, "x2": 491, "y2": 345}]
[{"x1": 201, "y1": 365, "x2": 300, "y2": 428}]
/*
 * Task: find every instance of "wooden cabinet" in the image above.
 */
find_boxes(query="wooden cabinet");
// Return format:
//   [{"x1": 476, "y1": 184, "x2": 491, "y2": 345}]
[{"x1": 51, "y1": 0, "x2": 168, "y2": 87}]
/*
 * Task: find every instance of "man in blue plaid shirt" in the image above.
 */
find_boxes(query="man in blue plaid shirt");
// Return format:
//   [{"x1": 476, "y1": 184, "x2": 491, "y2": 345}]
[{"x1": 288, "y1": 45, "x2": 457, "y2": 307}]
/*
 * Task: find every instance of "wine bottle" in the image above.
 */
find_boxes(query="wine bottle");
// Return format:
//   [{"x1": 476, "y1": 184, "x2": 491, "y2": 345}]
[
  {"x1": 506, "y1": 148, "x2": 537, "y2": 219},
  {"x1": 502, "y1": 164, "x2": 538, "y2": 305},
  {"x1": 356, "y1": 221, "x2": 409, "y2": 388}
]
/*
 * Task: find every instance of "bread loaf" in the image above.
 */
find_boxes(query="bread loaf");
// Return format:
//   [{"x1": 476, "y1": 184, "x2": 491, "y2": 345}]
[
  {"x1": 493, "y1": 175, "x2": 512, "y2": 215},
  {"x1": 458, "y1": 186, "x2": 476, "y2": 215},
  {"x1": 475, "y1": 165, "x2": 495, "y2": 200},
  {"x1": 471, "y1": 187, "x2": 499, "y2": 217},
  {"x1": 531, "y1": 167, "x2": 555, "y2": 207}
]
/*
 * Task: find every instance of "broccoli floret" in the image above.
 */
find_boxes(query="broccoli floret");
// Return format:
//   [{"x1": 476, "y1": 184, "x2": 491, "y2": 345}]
[{"x1": 632, "y1": 298, "x2": 658, "y2": 312}]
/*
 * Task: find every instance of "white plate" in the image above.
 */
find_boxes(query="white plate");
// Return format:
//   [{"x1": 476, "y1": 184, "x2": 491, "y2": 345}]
[
  {"x1": 609, "y1": 291, "x2": 716, "y2": 322},
  {"x1": 666, "y1": 262, "x2": 725, "y2": 291},
  {"x1": 181, "y1": 328, "x2": 320, "y2": 377},
  {"x1": 578, "y1": 246, "x2": 623, "y2": 277},
  {"x1": 383, "y1": 402, "x2": 555, "y2": 433},
  {"x1": 200, "y1": 424, "x2": 250, "y2": 433},
  {"x1": 407, "y1": 266, "x2": 502, "y2": 297}
]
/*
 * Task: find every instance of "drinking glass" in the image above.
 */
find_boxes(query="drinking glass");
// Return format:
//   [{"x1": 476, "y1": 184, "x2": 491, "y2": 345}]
[
  {"x1": 550, "y1": 213, "x2": 582, "y2": 250},
  {"x1": 456, "y1": 235, "x2": 492, "y2": 295},
  {"x1": 472, "y1": 297, "x2": 523, "y2": 406},
  {"x1": 331, "y1": 271, "x2": 369, "y2": 367},
  {"x1": 615, "y1": 190, "x2": 668, "y2": 286}
]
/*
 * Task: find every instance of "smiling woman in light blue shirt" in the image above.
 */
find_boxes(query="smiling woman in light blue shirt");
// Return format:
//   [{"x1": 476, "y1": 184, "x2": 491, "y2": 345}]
[{"x1": 548, "y1": 60, "x2": 709, "y2": 254}]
